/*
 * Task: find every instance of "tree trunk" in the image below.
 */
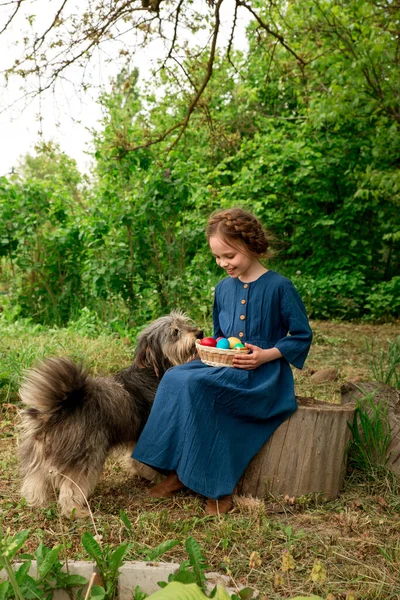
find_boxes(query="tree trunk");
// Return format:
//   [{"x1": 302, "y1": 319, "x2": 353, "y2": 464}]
[{"x1": 238, "y1": 397, "x2": 356, "y2": 500}]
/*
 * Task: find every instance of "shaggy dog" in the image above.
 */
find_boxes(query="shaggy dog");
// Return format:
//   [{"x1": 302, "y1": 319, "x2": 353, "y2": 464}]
[{"x1": 19, "y1": 312, "x2": 202, "y2": 517}]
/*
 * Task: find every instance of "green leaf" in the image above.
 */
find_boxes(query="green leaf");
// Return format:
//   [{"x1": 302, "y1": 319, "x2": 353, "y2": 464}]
[
  {"x1": 15, "y1": 561, "x2": 32, "y2": 583},
  {"x1": 185, "y1": 537, "x2": 208, "y2": 590},
  {"x1": 119, "y1": 509, "x2": 133, "y2": 533},
  {"x1": 172, "y1": 571, "x2": 198, "y2": 585},
  {"x1": 108, "y1": 542, "x2": 131, "y2": 574},
  {"x1": 147, "y1": 581, "x2": 231, "y2": 599},
  {"x1": 89, "y1": 585, "x2": 106, "y2": 599},
  {"x1": 61, "y1": 573, "x2": 88, "y2": 587},
  {"x1": 0, "y1": 581, "x2": 9, "y2": 600},
  {"x1": 5, "y1": 529, "x2": 30, "y2": 560},
  {"x1": 133, "y1": 585, "x2": 149, "y2": 600},
  {"x1": 19, "y1": 575, "x2": 43, "y2": 599},
  {"x1": 145, "y1": 540, "x2": 180, "y2": 561},
  {"x1": 81, "y1": 532, "x2": 104, "y2": 566},
  {"x1": 38, "y1": 545, "x2": 61, "y2": 580},
  {"x1": 34, "y1": 542, "x2": 46, "y2": 567},
  {"x1": 238, "y1": 588, "x2": 255, "y2": 599}
]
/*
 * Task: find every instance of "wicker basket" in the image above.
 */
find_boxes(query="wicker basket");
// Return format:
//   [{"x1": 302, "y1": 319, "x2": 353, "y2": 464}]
[{"x1": 196, "y1": 339, "x2": 249, "y2": 367}]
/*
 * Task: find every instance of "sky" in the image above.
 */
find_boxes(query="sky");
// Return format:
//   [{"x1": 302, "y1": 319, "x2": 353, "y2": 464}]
[{"x1": 0, "y1": 1, "x2": 249, "y2": 177}]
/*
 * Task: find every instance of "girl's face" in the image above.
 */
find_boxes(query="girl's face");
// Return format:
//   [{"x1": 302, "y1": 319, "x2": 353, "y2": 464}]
[{"x1": 209, "y1": 235, "x2": 255, "y2": 280}]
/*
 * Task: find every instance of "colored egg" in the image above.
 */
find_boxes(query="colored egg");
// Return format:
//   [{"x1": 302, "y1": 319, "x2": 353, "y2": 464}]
[
  {"x1": 233, "y1": 343, "x2": 245, "y2": 348},
  {"x1": 216, "y1": 337, "x2": 225, "y2": 342},
  {"x1": 216, "y1": 338, "x2": 230, "y2": 349},
  {"x1": 227, "y1": 336, "x2": 242, "y2": 348},
  {"x1": 200, "y1": 337, "x2": 217, "y2": 347}
]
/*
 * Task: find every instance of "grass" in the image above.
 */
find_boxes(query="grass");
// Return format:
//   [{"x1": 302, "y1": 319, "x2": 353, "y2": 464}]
[
  {"x1": 347, "y1": 393, "x2": 392, "y2": 475},
  {"x1": 1, "y1": 318, "x2": 400, "y2": 599},
  {"x1": 366, "y1": 336, "x2": 400, "y2": 389}
]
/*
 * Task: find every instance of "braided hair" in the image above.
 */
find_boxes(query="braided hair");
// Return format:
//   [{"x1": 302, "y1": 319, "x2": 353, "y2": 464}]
[{"x1": 206, "y1": 208, "x2": 272, "y2": 258}]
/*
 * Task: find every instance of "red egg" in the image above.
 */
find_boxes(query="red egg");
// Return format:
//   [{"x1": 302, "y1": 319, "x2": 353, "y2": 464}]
[{"x1": 200, "y1": 337, "x2": 217, "y2": 347}]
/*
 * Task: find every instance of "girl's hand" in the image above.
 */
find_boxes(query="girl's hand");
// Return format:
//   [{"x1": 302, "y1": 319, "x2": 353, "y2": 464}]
[{"x1": 232, "y1": 344, "x2": 282, "y2": 370}]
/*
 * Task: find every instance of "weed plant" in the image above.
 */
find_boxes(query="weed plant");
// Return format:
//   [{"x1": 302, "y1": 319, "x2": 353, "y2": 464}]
[
  {"x1": 347, "y1": 392, "x2": 392, "y2": 477},
  {"x1": 367, "y1": 336, "x2": 400, "y2": 389},
  {"x1": 0, "y1": 527, "x2": 88, "y2": 599}
]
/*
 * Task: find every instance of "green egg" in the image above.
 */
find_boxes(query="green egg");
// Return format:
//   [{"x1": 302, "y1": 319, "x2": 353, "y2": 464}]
[{"x1": 233, "y1": 342, "x2": 245, "y2": 348}]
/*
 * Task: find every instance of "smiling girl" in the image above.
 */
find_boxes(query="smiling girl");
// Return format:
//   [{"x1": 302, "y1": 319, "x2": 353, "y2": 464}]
[{"x1": 133, "y1": 208, "x2": 312, "y2": 514}]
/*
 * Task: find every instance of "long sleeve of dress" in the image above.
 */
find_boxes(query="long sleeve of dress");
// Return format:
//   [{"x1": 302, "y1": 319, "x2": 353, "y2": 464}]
[{"x1": 274, "y1": 282, "x2": 313, "y2": 369}]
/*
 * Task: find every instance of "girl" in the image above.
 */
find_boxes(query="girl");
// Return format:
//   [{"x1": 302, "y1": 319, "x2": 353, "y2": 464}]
[{"x1": 133, "y1": 208, "x2": 312, "y2": 515}]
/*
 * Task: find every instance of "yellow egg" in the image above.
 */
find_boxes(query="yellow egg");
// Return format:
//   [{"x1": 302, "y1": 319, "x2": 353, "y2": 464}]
[{"x1": 227, "y1": 336, "x2": 242, "y2": 348}]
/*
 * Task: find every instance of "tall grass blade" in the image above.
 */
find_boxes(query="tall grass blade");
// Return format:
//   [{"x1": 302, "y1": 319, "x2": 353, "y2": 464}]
[
  {"x1": 347, "y1": 391, "x2": 392, "y2": 476},
  {"x1": 367, "y1": 336, "x2": 400, "y2": 389}
]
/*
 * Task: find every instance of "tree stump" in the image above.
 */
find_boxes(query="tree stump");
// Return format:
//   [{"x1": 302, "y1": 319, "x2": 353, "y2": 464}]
[
  {"x1": 237, "y1": 397, "x2": 356, "y2": 500},
  {"x1": 341, "y1": 381, "x2": 400, "y2": 476}
]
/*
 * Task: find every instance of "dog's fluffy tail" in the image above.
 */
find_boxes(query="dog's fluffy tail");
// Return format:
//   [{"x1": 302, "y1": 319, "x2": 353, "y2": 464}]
[{"x1": 19, "y1": 357, "x2": 88, "y2": 414}]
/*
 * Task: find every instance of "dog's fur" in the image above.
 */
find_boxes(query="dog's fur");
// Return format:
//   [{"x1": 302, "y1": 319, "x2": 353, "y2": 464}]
[{"x1": 19, "y1": 312, "x2": 202, "y2": 517}]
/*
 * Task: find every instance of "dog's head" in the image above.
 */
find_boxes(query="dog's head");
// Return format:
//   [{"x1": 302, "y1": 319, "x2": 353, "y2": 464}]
[{"x1": 134, "y1": 311, "x2": 203, "y2": 377}]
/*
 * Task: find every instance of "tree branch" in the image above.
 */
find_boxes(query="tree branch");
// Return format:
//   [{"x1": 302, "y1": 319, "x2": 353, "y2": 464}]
[
  {"x1": 33, "y1": 0, "x2": 69, "y2": 53},
  {"x1": 0, "y1": 0, "x2": 23, "y2": 35},
  {"x1": 166, "y1": 0, "x2": 225, "y2": 153},
  {"x1": 165, "y1": 0, "x2": 184, "y2": 62},
  {"x1": 237, "y1": 0, "x2": 307, "y2": 66}
]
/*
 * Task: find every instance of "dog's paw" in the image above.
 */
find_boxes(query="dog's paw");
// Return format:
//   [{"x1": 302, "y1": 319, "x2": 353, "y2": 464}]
[{"x1": 61, "y1": 505, "x2": 91, "y2": 519}]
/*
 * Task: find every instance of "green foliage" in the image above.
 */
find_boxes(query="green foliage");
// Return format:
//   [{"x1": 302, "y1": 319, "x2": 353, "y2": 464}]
[
  {"x1": 347, "y1": 392, "x2": 392, "y2": 476},
  {"x1": 81, "y1": 531, "x2": 131, "y2": 600},
  {"x1": 184, "y1": 536, "x2": 209, "y2": 592},
  {"x1": 17, "y1": 141, "x2": 84, "y2": 198},
  {"x1": 290, "y1": 272, "x2": 368, "y2": 320},
  {"x1": 164, "y1": 537, "x2": 209, "y2": 592},
  {"x1": 0, "y1": 335, "x2": 46, "y2": 403},
  {"x1": 146, "y1": 581, "x2": 231, "y2": 600},
  {"x1": 367, "y1": 337, "x2": 400, "y2": 389},
  {"x1": 0, "y1": 175, "x2": 85, "y2": 325},
  {"x1": 155, "y1": 536, "x2": 257, "y2": 599},
  {"x1": 1, "y1": 0, "x2": 399, "y2": 324},
  {"x1": 0, "y1": 528, "x2": 88, "y2": 600},
  {"x1": 143, "y1": 540, "x2": 181, "y2": 562},
  {"x1": 364, "y1": 278, "x2": 400, "y2": 322}
]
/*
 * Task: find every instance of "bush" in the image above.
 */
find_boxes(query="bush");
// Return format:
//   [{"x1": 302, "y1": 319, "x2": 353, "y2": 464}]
[
  {"x1": 290, "y1": 271, "x2": 368, "y2": 320},
  {"x1": 364, "y1": 277, "x2": 400, "y2": 321}
]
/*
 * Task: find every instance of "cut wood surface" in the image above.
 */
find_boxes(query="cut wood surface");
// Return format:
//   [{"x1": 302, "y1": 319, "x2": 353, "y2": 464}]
[
  {"x1": 341, "y1": 381, "x2": 400, "y2": 476},
  {"x1": 238, "y1": 397, "x2": 356, "y2": 500}
]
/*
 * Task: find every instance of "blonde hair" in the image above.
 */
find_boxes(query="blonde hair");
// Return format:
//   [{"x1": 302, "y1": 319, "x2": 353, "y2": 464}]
[{"x1": 206, "y1": 208, "x2": 272, "y2": 257}]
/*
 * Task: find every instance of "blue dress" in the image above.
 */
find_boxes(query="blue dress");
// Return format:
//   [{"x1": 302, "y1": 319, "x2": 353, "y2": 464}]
[{"x1": 133, "y1": 270, "x2": 312, "y2": 499}]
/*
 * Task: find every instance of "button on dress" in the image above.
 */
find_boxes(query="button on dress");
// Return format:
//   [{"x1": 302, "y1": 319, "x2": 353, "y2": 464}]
[{"x1": 133, "y1": 270, "x2": 312, "y2": 499}]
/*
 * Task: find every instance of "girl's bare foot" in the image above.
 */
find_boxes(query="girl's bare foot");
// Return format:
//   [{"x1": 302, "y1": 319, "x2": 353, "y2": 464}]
[
  {"x1": 147, "y1": 472, "x2": 185, "y2": 498},
  {"x1": 205, "y1": 495, "x2": 233, "y2": 515}
]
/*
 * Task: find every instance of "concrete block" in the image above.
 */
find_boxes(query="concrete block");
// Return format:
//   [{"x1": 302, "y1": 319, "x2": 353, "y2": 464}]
[
  {"x1": 119, "y1": 561, "x2": 180, "y2": 600},
  {"x1": 54, "y1": 561, "x2": 97, "y2": 600},
  {"x1": 2, "y1": 560, "x2": 248, "y2": 599},
  {"x1": 0, "y1": 561, "x2": 37, "y2": 579}
]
